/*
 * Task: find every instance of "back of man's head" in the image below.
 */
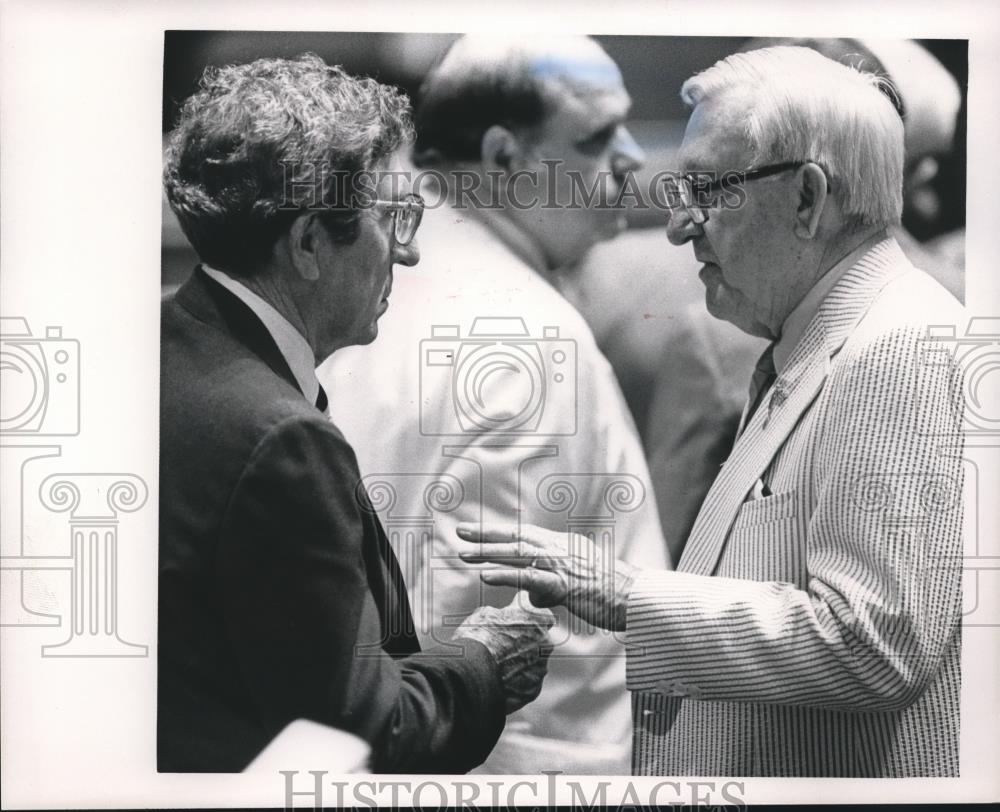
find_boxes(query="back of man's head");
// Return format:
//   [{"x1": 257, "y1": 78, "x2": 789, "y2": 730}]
[{"x1": 683, "y1": 45, "x2": 905, "y2": 232}]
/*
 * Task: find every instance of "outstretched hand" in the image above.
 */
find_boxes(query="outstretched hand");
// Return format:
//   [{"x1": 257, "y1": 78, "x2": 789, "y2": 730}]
[{"x1": 457, "y1": 523, "x2": 637, "y2": 632}]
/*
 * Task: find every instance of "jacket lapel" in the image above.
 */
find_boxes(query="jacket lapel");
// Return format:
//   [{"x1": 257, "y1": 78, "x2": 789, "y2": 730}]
[
  {"x1": 677, "y1": 238, "x2": 912, "y2": 576},
  {"x1": 174, "y1": 267, "x2": 303, "y2": 397},
  {"x1": 678, "y1": 321, "x2": 829, "y2": 575}
]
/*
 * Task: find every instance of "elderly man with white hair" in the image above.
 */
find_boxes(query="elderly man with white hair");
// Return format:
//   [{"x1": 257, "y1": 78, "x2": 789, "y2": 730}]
[{"x1": 460, "y1": 46, "x2": 964, "y2": 776}]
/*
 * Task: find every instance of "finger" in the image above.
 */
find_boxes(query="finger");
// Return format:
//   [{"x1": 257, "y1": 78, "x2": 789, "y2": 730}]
[
  {"x1": 456, "y1": 523, "x2": 524, "y2": 544},
  {"x1": 500, "y1": 591, "x2": 546, "y2": 615},
  {"x1": 527, "y1": 589, "x2": 563, "y2": 611},
  {"x1": 456, "y1": 522, "x2": 556, "y2": 547},
  {"x1": 500, "y1": 596, "x2": 557, "y2": 627},
  {"x1": 459, "y1": 543, "x2": 535, "y2": 565},
  {"x1": 482, "y1": 569, "x2": 563, "y2": 608},
  {"x1": 478, "y1": 569, "x2": 524, "y2": 591}
]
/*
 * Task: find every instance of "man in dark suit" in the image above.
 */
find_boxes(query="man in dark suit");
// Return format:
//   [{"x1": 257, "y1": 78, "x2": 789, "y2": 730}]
[{"x1": 159, "y1": 54, "x2": 553, "y2": 773}]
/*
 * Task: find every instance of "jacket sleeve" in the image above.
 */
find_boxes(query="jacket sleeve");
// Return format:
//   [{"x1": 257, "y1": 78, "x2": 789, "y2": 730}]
[
  {"x1": 216, "y1": 415, "x2": 505, "y2": 773},
  {"x1": 625, "y1": 322, "x2": 964, "y2": 711}
]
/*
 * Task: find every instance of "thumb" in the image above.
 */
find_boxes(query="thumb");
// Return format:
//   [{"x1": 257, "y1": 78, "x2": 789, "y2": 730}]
[{"x1": 503, "y1": 591, "x2": 556, "y2": 625}]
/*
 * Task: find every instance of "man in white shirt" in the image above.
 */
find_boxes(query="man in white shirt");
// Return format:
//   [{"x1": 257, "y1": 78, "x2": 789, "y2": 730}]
[{"x1": 320, "y1": 35, "x2": 668, "y2": 773}]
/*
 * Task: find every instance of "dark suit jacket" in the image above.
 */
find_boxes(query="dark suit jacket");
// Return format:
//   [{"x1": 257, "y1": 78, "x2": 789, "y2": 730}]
[{"x1": 158, "y1": 268, "x2": 505, "y2": 773}]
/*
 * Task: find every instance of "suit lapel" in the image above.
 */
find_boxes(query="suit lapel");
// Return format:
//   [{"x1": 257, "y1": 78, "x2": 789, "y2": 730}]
[
  {"x1": 678, "y1": 321, "x2": 829, "y2": 575},
  {"x1": 677, "y1": 238, "x2": 913, "y2": 576},
  {"x1": 175, "y1": 267, "x2": 303, "y2": 397}
]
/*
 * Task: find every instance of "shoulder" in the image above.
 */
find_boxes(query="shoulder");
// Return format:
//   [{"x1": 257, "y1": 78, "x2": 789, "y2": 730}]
[
  {"x1": 838, "y1": 267, "x2": 964, "y2": 371},
  {"x1": 161, "y1": 311, "x2": 348, "y2": 474},
  {"x1": 824, "y1": 268, "x2": 964, "y2": 436}
]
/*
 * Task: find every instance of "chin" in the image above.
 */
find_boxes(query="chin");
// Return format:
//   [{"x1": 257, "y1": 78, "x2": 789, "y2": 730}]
[
  {"x1": 357, "y1": 325, "x2": 379, "y2": 345},
  {"x1": 704, "y1": 288, "x2": 747, "y2": 332}
]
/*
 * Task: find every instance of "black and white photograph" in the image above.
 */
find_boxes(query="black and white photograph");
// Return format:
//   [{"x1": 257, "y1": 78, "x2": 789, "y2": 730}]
[{"x1": 2, "y1": 1, "x2": 999, "y2": 808}]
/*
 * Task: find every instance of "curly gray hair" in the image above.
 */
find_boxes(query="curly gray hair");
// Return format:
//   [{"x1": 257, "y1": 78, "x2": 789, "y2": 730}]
[{"x1": 164, "y1": 53, "x2": 414, "y2": 274}]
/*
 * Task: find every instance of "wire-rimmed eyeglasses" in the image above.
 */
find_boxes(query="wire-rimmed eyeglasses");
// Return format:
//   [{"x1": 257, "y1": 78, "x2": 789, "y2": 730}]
[{"x1": 374, "y1": 193, "x2": 425, "y2": 246}]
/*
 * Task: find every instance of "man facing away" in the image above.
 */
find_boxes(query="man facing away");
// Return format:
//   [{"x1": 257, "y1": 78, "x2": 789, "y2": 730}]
[
  {"x1": 320, "y1": 35, "x2": 669, "y2": 774},
  {"x1": 461, "y1": 46, "x2": 964, "y2": 777},
  {"x1": 159, "y1": 54, "x2": 554, "y2": 773}
]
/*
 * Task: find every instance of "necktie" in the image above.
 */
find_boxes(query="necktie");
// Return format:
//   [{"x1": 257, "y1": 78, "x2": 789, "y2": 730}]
[
  {"x1": 315, "y1": 383, "x2": 329, "y2": 414},
  {"x1": 741, "y1": 342, "x2": 777, "y2": 434}
]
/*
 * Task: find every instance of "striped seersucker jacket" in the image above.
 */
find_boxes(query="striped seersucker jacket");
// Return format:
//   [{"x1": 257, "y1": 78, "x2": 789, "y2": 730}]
[{"x1": 625, "y1": 238, "x2": 964, "y2": 777}]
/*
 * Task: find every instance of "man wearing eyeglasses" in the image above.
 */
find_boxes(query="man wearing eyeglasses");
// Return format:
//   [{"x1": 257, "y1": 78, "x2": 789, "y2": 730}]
[
  {"x1": 159, "y1": 54, "x2": 555, "y2": 773},
  {"x1": 459, "y1": 46, "x2": 964, "y2": 776},
  {"x1": 320, "y1": 35, "x2": 669, "y2": 774}
]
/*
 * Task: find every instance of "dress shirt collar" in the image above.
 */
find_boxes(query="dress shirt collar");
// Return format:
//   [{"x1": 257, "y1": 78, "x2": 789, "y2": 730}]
[
  {"x1": 201, "y1": 265, "x2": 320, "y2": 407},
  {"x1": 772, "y1": 229, "x2": 887, "y2": 374}
]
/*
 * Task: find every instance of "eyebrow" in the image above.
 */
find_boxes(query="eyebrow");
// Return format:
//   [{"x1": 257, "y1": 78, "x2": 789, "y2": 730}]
[{"x1": 576, "y1": 97, "x2": 632, "y2": 143}]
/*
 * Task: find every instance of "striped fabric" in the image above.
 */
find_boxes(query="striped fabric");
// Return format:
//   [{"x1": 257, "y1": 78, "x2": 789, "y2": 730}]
[{"x1": 626, "y1": 239, "x2": 965, "y2": 776}]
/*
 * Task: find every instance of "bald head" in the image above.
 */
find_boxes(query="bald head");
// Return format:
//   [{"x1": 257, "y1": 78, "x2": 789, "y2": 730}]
[{"x1": 413, "y1": 35, "x2": 624, "y2": 167}]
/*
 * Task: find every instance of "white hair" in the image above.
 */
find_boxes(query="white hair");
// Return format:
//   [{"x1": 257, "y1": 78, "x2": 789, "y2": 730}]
[{"x1": 681, "y1": 45, "x2": 904, "y2": 230}]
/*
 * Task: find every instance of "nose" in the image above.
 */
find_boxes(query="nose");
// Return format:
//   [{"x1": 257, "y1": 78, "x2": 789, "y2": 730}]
[
  {"x1": 611, "y1": 125, "x2": 645, "y2": 176},
  {"x1": 393, "y1": 237, "x2": 420, "y2": 267},
  {"x1": 665, "y1": 206, "x2": 702, "y2": 246}
]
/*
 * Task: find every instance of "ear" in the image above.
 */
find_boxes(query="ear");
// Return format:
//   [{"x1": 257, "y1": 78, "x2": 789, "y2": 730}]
[
  {"x1": 793, "y1": 162, "x2": 829, "y2": 239},
  {"x1": 481, "y1": 125, "x2": 523, "y2": 172},
  {"x1": 288, "y1": 212, "x2": 322, "y2": 281}
]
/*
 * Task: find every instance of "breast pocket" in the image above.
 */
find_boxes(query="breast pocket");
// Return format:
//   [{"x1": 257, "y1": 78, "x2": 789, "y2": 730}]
[{"x1": 716, "y1": 489, "x2": 803, "y2": 585}]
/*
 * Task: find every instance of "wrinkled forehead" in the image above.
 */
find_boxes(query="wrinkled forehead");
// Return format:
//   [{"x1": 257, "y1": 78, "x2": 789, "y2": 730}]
[{"x1": 676, "y1": 94, "x2": 753, "y2": 173}]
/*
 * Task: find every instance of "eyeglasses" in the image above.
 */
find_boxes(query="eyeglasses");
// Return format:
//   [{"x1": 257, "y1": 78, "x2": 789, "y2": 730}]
[
  {"x1": 665, "y1": 161, "x2": 811, "y2": 225},
  {"x1": 373, "y1": 193, "x2": 425, "y2": 246}
]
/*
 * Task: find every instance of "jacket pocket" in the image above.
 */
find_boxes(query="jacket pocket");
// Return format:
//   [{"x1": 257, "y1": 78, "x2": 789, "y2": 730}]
[
  {"x1": 718, "y1": 490, "x2": 802, "y2": 584},
  {"x1": 732, "y1": 488, "x2": 797, "y2": 529}
]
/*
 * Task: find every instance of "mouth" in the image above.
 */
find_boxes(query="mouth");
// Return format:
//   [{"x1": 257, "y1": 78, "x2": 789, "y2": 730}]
[
  {"x1": 377, "y1": 286, "x2": 392, "y2": 313},
  {"x1": 698, "y1": 261, "x2": 720, "y2": 281}
]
